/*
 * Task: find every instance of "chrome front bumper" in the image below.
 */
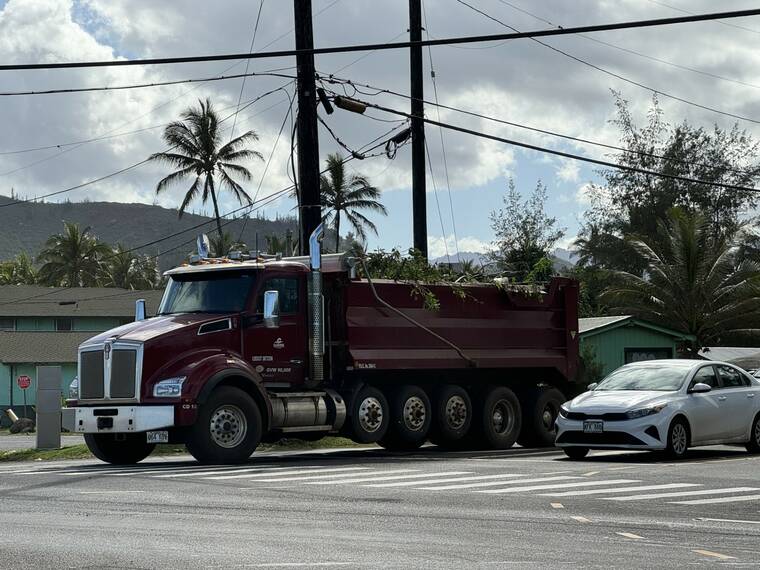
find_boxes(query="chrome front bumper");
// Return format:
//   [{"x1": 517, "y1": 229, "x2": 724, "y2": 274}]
[{"x1": 63, "y1": 406, "x2": 174, "y2": 434}]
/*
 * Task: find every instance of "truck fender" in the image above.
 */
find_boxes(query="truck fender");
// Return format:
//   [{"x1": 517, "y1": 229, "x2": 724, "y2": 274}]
[{"x1": 197, "y1": 369, "x2": 273, "y2": 431}]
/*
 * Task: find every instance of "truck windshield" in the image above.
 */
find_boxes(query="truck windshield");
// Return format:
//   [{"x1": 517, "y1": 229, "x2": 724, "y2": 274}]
[{"x1": 158, "y1": 273, "x2": 256, "y2": 314}]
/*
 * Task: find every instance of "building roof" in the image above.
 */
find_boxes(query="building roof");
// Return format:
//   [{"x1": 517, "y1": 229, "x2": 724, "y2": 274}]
[
  {"x1": 579, "y1": 315, "x2": 695, "y2": 341},
  {"x1": 0, "y1": 331, "x2": 95, "y2": 363},
  {"x1": 0, "y1": 285, "x2": 164, "y2": 317},
  {"x1": 699, "y1": 347, "x2": 760, "y2": 369}
]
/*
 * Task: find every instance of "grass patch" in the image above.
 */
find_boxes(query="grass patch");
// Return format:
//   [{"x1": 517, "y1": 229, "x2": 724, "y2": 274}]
[{"x1": 0, "y1": 436, "x2": 363, "y2": 463}]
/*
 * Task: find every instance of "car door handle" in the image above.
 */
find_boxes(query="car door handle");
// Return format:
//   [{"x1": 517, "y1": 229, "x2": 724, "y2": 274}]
[{"x1": 718, "y1": 396, "x2": 727, "y2": 401}]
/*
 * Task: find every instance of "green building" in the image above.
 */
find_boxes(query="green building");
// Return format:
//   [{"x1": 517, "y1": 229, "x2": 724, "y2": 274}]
[
  {"x1": 0, "y1": 285, "x2": 163, "y2": 424},
  {"x1": 579, "y1": 315, "x2": 695, "y2": 380}
]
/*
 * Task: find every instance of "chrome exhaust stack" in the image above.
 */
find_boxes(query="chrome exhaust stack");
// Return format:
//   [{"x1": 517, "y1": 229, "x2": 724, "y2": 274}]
[{"x1": 306, "y1": 223, "x2": 325, "y2": 388}]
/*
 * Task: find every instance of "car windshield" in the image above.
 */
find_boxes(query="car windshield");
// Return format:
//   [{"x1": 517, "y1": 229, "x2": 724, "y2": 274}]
[
  {"x1": 158, "y1": 273, "x2": 256, "y2": 314},
  {"x1": 595, "y1": 364, "x2": 690, "y2": 391}
]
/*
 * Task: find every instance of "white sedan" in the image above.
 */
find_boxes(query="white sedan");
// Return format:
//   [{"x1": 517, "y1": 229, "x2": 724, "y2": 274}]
[{"x1": 555, "y1": 359, "x2": 760, "y2": 460}]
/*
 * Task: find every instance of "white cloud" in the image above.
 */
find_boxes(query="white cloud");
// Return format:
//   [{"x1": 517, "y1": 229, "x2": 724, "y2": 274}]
[
  {"x1": 427, "y1": 234, "x2": 493, "y2": 260},
  {"x1": 556, "y1": 159, "x2": 580, "y2": 183}
]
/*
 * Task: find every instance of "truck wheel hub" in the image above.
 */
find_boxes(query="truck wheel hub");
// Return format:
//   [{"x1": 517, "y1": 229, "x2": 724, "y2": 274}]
[
  {"x1": 542, "y1": 406, "x2": 555, "y2": 430},
  {"x1": 492, "y1": 400, "x2": 514, "y2": 436},
  {"x1": 358, "y1": 397, "x2": 383, "y2": 433},
  {"x1": 403, "y1": 396, "x2": 426, "y2": 431},
  {"x1": 210, "y1": 405, "x2": 248, "y2": 449},
  {"x1": 445, "y1": 396, "x2": 467, "y2": 430}
]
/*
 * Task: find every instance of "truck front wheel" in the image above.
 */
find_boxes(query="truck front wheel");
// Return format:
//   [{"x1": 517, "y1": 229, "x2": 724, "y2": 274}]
[
  {"x1": 186, "y1": 386, "x2": 262, "y2": 464},
  {"x1": 84, "y1": 433, "x2": 156, "y2": 465},
  {"x1": 379, "y1": 385, "x2": 432, "y2": 451}
]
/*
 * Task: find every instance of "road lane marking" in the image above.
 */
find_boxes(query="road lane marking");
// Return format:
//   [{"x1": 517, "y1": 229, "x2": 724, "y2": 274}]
[
  {"x1": 550, "y1": 503, "x2": 564, "y2": 509},
  {"x1": 616, "y1": 532, "x2": 643, "y2": 540},
  {"x1": 542, "y1": 483, "x2": 702, "y2": 497},
  {"x1": 262, "y1": 469, "x2": 423, "y2": 483},
  {"x1": 693, "y1": 550, "x2": 736, "y2": 560},
  {"x1": 672, "y1": 494, "x2": 760, "y2": 505},
  {"x1": 363, "y1": 473, "x2": 530, "y2": 488},
  {"x1": 478, "y1": 479, "x2": 641, "y2": 494},
  {"x1": 243, "y1": 563, "x2": 354, "y2": 567},
  {"x1": 582, "y1": 471, "x2": 599, "y2": 477},
  {"x1": 697, "y1": 518, "x2": 760, "y2": 525},
  {"x1": 605, "y1": 487, "x2": 760, "y2": 501},
  {"x1": 305, "y1": 471, "x2": 469, "y2": 485},
  {"x1": 570, "y1": 516, "x2": 591, "y2": 523},
  {"x1": 78, "y1": 491, "x2": 145, "y2": 494},
  {"x1": 206, "y1": 467, "x2": 368, "y2": 481},
  {"x1": 155, "y1": 466, "x2": 317, "y2": 479},
  {"x1": 420, "y1": 475, "x2": 580, "y2": 491}
]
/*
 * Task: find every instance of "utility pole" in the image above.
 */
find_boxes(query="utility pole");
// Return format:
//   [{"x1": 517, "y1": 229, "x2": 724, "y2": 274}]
[
  {"x1": 294, "y1": 0, "x2": 321, "y2": 255},
  {"x1": 409, "y1": 0, "x2": 428, "y2": 258}
]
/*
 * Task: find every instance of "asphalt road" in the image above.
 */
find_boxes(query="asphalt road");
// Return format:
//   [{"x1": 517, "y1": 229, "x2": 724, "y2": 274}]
[
  {"x1": 1, "y1": 445, "x2": 760, "y2": 569},
  {"x1": 0, "y1": 434, "x2": 84, "y2": 450}
]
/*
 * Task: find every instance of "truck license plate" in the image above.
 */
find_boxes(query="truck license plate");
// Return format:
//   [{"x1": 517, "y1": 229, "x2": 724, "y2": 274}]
[
  {"x1": 146, "y1": 431, "x2": 169, "y2": 444},
  {"x1": 583, "y1": 420, "x2": 604, "y2": 434}
]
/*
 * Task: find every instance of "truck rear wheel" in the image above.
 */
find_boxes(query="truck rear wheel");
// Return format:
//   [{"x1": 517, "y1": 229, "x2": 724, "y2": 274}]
[
  {"x1": 347, "y1": 385, "x2": 389, "y2": 444},
  {"x1": 473, "y1": 386, "x2": 522, "y2": 450},
  {"x1": 429, "y1": 384, "x2": 472, "y2": 449},
  {"x1": 379, "y1": 385, "x2": 432, "y2": 451},
  {"x1": 84, "y1": 433, "x2": 156, "y2": 465},
  {"x1": 186, "y1": 386, "x2": 262, "y2": 464},
  {"x1": 517, "y1": 387, "x2": 565, "y2": 448}
]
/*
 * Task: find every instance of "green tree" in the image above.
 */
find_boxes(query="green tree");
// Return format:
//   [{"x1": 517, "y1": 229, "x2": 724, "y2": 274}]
[
  {"x1": 37, "y1": 222, "x2": 110, "y2": 287},
  {"x1": 0, "y1": 252, "x2": 37, "y2": 285},
  {"x1": 602, "y1": 209, "x2": 760, "y2": 350},
  {"x1": 98, "y1": 245, "x2": 161, "y2": 290},
  {"x1": 577, "y1": 93, "x2": 760, "y2": 272},
  {"x1": 489, "y1": 179, "x2": 565, "y2": 280},
  {"x1": 208, "y1": 231, "x2": 246, "y2": 257},
  {"x1": 148, "y1": 98, "x2": 263, "y2": 238},
  {"x1": 320, "y1": 153, "x2": 387, "y2": 252}
]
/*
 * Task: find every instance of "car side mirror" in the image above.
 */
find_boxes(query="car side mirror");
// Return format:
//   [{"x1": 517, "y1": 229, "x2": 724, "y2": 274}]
[
  {"x1": 587, "y1": 382, "x2": 598, "y2": 391},
  {"x1": 263, "y1": 290, "x2": 280, "y2": 329},
  {"x1": 690, "y1": 382, "x2": 712, "y2": 393}
]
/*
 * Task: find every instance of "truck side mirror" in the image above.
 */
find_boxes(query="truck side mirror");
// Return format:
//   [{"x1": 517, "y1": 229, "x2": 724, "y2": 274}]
[
  {"x1": 135, "y1": 299, "x2": 146, "y2": 321},
  {"x1": 263, "y1": 290, "x2": 280, "y2": 328}
]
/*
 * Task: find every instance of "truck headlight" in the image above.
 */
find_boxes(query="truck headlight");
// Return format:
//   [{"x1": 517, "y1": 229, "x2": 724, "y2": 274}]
[
  {"x1": 68, "y1": 376, "x2": 79, "y2": 399},
  {"x1": 153, "y1": 377, "x2": 186, "y2": 398},
  {"x1": 625, "y1": 404, "x2": 667, "y2": 419}
]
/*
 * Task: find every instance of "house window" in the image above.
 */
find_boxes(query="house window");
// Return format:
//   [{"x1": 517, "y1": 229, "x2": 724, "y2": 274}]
[
  {"x1": 56, "y1": 318, "x2": 73, "y2": 331},
  {"x1": 0, "y1": 318, "x2": 14, "y2": 331}
]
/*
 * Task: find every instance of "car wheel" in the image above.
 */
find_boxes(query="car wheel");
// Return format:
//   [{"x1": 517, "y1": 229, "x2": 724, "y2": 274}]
[
  {"x1": 84, "y1": 433, "x2": 156, "y2": 465},
  {"x1": 185, "y1": 386, "x2": 262, "y2": 465},
  {"x1": 563, "y1": 447, "x2": 589, "y2": 460},
  {"x1": 665, "y1": 418, "x2": 689, "y2": 459},
  {"x1": 746, "y1": 414, "x2": 760, "y2": 453}
]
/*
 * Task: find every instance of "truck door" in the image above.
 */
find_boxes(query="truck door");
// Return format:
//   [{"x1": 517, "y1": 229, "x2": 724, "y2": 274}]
[{"x1": 242, "y1": 274, "x2": 307, "y2": 387}]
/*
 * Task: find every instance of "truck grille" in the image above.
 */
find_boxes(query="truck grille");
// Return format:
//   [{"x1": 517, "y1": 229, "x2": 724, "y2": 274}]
[
  {"x1": 80, "y1": 351, "x2": 104, "y2": 399},
  {"x1": 78, "y1": 343, "x2": 141, "y2": 401},
  {"x1": 110, "y1": 349, "x2": 137, "y2": 399}
]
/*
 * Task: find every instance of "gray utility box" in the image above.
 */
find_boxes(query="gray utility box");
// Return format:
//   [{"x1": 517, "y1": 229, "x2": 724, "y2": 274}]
[{"x1": 36, "y1": 366, "x2": 62, "y2": 450}]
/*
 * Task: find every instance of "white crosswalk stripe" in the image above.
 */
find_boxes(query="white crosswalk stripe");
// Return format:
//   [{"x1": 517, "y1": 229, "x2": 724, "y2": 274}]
[
  {"x1": 306, "y1": 469, "x2": 471, "y2": 487},
  {"x1": 541, "y1": 483, "x2": 702, "y2": 497},
  {"x1": 364, "y1": 473, "x2": 533, "y2": 488},
  {"x1": 257, "y1": 469, "x2": 432, "y2": 483},
  {"x1": 478, "y1": 479, "x2": 641, "y2": 495},
  {"x1": 605, "y1": 487, "x2": 760, "y2": 501},
  {"x1": 420, "y1": 475, "x2": 580, "y2": 491},
  {"x1": 153, "y1": 466, "x2": 301, "y2": 479},
  {"x1": 205, "y1": 466, "x2": 368, "y2": 481},
  {"x1": 671, "y1": 494, "x2": 760, "y2": 505}
]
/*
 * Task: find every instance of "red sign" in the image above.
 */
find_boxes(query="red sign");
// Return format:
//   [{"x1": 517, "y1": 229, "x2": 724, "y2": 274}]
[{"x1": 16, "y1": 375, "x2": 31, "y2": 390}]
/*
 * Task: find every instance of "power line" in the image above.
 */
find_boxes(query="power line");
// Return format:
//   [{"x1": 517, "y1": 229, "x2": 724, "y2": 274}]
[
  {"x1": 3, "y1": 8, "x2": 760, "y2": 70},
  {"x1": 230, "y1": 0, "x2": 266, "y2": 142},
  {"x1": 327, "y1": 92, "x2": 760, "y2": 194},
  {"x1": 320, "y1": 75, "x2": 755, "y2": 177},
  {"x1": 0, "y1": 69, "x2": 296, "y2": 97},
  {"x1": 495, "y1": 0, "x2": 760, "y2": 91},
  {"x1": 424, "y1": 136, "x2": 451, "y2": 263},
  {"x1": 455, "y1": 0, "x2": 760, "y2": 125},
  {"x1": 645, "y1": 0, "x2": 760, "y2": 35}
]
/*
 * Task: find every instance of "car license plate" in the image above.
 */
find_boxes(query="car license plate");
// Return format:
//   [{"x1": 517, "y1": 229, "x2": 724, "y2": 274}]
[
  {"x1": 583, "y1": 420, "x2": 604, "y2": 434},
  {"x1": 146, "y1": 430, "x2": 169, "y2": 444}
]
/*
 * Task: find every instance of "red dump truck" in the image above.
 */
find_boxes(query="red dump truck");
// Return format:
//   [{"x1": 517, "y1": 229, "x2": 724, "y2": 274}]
[{"x1": 64, "y1": 226, "x2": 580, "y2": 464}]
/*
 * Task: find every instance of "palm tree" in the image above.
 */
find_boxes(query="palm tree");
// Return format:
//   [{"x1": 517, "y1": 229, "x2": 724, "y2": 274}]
[
  {"x1": 0, "y1": 252, "x2": 37, "y2": 285},
  {"x1": 320, "y1": 153, "x2": 387, "y2": 252},
  {"x1": 208, "y1": 231, "x2": 246, "y2": 257},
  {"x1": 602, "y1": 209, "x2": 760, "y2": 349},
  {"x1": 98, "y1": 245, "x2": 160, "y2": 290},
  {"x1": 37, "y1": 222, "x2": 110, "y2": 287},
  {"x1": 148, "y1": 98, "x2": 263, "y2": 237}
]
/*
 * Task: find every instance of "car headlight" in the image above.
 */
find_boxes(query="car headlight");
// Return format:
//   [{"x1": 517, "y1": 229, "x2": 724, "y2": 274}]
[
  {"x1": 153, "y1": 377, "x2": 186, "y2": 398},
  {"x1": 68, "y1": 376, "x2": 79, "y2": 399},
  {"x1": 625, "y1": 403, "x2": 667, "y2": 419},
  {"x1": 558, "y1": 404, "x2": 570, "y2": 418}
]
